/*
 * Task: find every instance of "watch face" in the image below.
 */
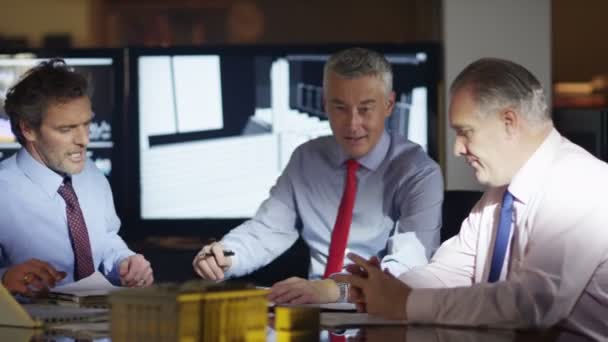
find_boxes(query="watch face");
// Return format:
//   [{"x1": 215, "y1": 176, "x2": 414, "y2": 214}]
[{"x1": 337, "y1": 282, "x2": 349, "y2": 302}]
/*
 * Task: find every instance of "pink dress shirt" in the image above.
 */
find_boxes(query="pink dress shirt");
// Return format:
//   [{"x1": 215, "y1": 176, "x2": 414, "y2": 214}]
[{"x1": 401, "y1": 128, "x2": 608, "y2": 340}]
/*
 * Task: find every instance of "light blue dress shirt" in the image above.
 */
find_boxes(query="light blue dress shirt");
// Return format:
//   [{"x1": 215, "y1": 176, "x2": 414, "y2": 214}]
[
  {"x1": 0, "y1": 148, "x2": 134, "y2": 285},
  {"x1": 223, "y1": 130, "x2": 444, "y2": 279}
]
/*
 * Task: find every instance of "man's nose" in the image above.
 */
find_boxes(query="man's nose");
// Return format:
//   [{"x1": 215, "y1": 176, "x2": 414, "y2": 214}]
[
  {"x1": 347, "y1": 110, "x2": 363, "y2": 129},
  {"x1": 453, "y1": 136, "x2": 467, "y2": 157},
  {"x1": 75, "y1": 126, "x2": 90, "y2": 146}
]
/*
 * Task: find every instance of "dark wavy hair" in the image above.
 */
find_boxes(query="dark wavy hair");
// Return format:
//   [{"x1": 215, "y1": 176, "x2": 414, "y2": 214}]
[{"x1": 3, "y1": 58, "x2": 89, "y2": 146}]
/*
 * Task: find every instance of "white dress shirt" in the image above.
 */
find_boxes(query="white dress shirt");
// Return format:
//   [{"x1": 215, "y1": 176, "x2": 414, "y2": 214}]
[
  {"x1": 222, "y1": 130, "x2": 443, "y2": 279},
  {"x1": 400, "y1": 129, "x2": 608, "y2": 340}
]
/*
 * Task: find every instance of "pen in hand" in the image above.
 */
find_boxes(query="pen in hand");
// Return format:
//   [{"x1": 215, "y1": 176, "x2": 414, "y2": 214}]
[{"x1": 203, "y1": 250, "x2": 235, "y2": 257}]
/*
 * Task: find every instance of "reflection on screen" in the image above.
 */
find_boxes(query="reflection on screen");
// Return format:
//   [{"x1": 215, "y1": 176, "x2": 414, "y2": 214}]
[
  {"x1": 0, "y1": 56, "x2": 117, "y2": 176},
  {"x1": 138, "y1": 51, "x2": 435, "y2": 219}
]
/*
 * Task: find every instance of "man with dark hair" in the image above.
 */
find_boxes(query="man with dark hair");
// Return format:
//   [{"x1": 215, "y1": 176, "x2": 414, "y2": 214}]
[
  {"x1": 335, "y1": 58, "x2": 608, "y2": 340},
  {"x1": 194, "y1": 48, "x2": 443, "y2": 304},
  {"x1": 0, "y1": 59, "x2": 153, "y2": 295}
]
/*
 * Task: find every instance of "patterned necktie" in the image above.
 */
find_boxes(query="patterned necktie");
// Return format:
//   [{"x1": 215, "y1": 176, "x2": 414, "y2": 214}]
[
  {"x1": 58, "y1": 178, "x2": 95, "y2": 281},
  {"x1": 324, "y1": 159, "x2": 360, "y2": 278},
  {"x1": 488, "y1": 190, "x2": 514, "y2": 283}
]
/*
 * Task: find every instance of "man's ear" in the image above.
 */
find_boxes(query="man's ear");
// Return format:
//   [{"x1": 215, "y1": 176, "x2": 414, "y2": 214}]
[
  {"x1": 385, "y1": 91, "x2": 396, "y2": 118},
  {"x1": 19, "y1": 120, "x2": 37, "y2": 143},
  {"x1": 501, "y1": 109, "x2": 519, "y2": 137}
]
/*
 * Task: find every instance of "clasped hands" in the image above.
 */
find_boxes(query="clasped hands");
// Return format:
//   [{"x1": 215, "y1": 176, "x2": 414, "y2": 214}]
[{"x1": 332, "y1": 253, "x2": 411, "y2": 321}]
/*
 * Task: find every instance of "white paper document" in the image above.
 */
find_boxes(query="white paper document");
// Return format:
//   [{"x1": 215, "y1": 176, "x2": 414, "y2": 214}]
[
  {"x1": 51, "y1": 272, "x2": 121, "y2": 296},
  {"x1": 321, "y1": 312, "x2": 409, "y2": 328}
]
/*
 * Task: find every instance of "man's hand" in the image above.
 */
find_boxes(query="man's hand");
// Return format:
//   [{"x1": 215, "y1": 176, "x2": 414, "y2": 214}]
[
  {"x1": 119, "y1": 254, "x2": 154, "y2": 287},
  {"x1": 344, "y1": 256, "x2": 381, "y2": 312},
  {"x1": 1, "y1": 259, "x2": 66, "y2": 296},
  {"x1": 268, "y1": 277, "x2": 339, "y2": 304},
  {"x1": 333, "y1": 253, "x2": 411, "y2": 320},
  {"x1": 192, "y1": 242, "x2": 232, "y2": 281}
]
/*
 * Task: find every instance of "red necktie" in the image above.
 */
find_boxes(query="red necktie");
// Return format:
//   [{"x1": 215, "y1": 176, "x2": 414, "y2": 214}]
[
  {"x1": 330, "y1": 334, "x2": 346, "y2": 342},
  {"x1": 324, "y1": 159, "x2": 360, "y2": 278},
  {"x1": 58, "y1": 178, "x2": 95, "y2": 280}
]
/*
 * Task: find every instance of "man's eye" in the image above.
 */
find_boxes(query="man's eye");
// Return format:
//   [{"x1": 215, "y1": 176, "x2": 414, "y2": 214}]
[
  {"x1": 465, "y1": 130, "x2": 473, "y2": 138},
  {"x1": 457, "y1": 130, "x2": 470, "y2": 138}
]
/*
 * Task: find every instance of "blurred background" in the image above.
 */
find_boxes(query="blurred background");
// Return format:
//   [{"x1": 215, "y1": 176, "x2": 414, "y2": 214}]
[{"x1": 0, "y1": 0, "x2": 605, "y2": 83}]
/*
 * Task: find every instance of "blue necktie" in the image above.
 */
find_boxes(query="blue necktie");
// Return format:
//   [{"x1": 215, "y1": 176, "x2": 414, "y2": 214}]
[{"x1": 488, "y1": 190, "x2": 514, "y2": 283}]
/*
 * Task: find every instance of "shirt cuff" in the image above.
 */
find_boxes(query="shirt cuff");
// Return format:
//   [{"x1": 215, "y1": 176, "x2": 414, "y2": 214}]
[
  {"x1": 379, "y1": 260, "x2": 410, "y2": 277},
  {"x1": 399, "y1": 267, "x2": 447, "y2": 289},
  {"x1": 106, "y1": 251, "x2": 136, "y2": 285},
  {"x1": 113, "y1": 251, "x2": 136, "y2": 270},
  {"x1": 222, "y1": 249, "x2": 239, "y2": 279},
  {"x1": 407, "y1": 288, "x2": 438, "y2": 323}
]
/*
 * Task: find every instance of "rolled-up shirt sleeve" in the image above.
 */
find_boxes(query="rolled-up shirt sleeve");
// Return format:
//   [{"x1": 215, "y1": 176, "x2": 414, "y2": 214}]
[
  {"x1": 399, "y1": 194, "x2": 487, "y2": 289},
  {"x1": 381, "y1": 161, "x2": 443, "y2": 276}
]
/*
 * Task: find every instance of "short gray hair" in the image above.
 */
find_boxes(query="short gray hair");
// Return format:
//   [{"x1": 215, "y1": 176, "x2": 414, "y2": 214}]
[
  {"x1": 323, "y1": 47, "x2": 393, "y2": 95},
  {"x1": 450, "y1": 58, "x2": 549, "y2": 125}
]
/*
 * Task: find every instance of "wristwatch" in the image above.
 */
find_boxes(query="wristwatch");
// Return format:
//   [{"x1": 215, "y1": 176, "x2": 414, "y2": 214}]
[{"x1": 336, "y1": 281, "x2": 350, "y2": 303}]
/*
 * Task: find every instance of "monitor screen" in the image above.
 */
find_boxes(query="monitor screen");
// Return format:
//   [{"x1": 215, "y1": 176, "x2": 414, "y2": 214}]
[
  {"x1": 0, "y1": 49, "x2": 124, "y2": 181},
  {"x1": 130, "y1": 44, "x2": 439, "y2": 225}
]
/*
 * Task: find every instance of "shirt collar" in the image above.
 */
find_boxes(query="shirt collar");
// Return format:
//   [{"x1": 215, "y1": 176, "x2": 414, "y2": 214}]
[
  {"x1": 508, "y1": 128, "x2": 562, "y2": 205},
  {"x1": 335, "y1": 130, "x2": 390, "y2": 170},
  {"x1": 16, "y1": 148, "x2": 65, "y2": 199}
]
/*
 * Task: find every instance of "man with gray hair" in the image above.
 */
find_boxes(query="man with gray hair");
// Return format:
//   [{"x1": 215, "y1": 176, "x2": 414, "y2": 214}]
[
  {"x1": 194, "y1": 47, "x2": 443, "y2": 304},
  {"x1": 335, "y1": 58, "x2": 608, "y2": 339}
]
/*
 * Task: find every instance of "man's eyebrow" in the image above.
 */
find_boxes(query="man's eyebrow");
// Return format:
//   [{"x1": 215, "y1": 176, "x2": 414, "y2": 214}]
[
  {"x1": 56, "y1": 118, "x2": 94, "y2": 129},
  {"x1": 359, "y1": 99, "x2": 377, "y2": 105},
  {"x1": 452, "y1": 124, "x2": 473, "y2": 131}
]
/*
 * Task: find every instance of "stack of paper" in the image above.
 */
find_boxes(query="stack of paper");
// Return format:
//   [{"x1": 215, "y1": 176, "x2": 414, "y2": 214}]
[{"x1": 44, "y1": 272, "x2": 121, "y2": 307}]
